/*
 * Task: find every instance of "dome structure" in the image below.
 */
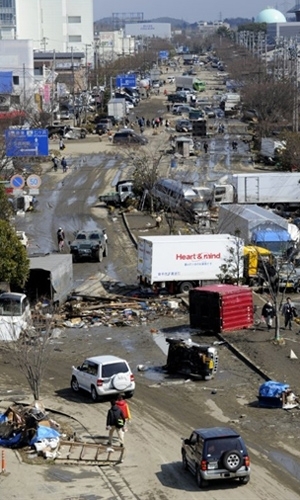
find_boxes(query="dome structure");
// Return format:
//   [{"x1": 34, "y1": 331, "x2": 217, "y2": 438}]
[{"x1": 256, "y1": 7, "x2": 286, "y2": 23}]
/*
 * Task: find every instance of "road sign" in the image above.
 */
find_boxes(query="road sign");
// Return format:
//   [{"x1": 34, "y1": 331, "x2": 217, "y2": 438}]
[
  {"x1": 10, "y1": 174, "x2": 25, "y2": 189},
  {"x1": 116, "y1": 74, "x2": 136, "y2": 88},
  {"x1": 26, "y1": 174, "x2": 42, "y2": 188},
  {"x1": 159, "y1": 50, "x2": 169, "y2": 60},
  {"x1": 29, "y1": 188, "x2": 40, "y2": 195},
  {"x1": 5, "y1": 129, "x2": 49, "y2": 157}
]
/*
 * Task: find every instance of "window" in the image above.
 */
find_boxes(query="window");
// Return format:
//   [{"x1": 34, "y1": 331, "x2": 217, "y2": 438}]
[
  {"x1": 13, "y1": 75, "x2": 19, "y2": 85},
  {"x1": 0, "y1": 0, "x2": 13, "y2": 8},
  {"x1": 68, "y1": 35, "x2": 81, "y2": 43},
  {"x1": 68, "y1": 16, "x2": 81, "y2": 23}
]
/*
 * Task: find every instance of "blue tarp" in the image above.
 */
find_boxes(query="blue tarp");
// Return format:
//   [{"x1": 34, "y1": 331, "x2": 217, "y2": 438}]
[
  {"x1": 0, "y1": 71, "x2": 13, "y2": 94},
  {"x1": 29, "y1": 425, "x2": 60, "y2": 445},
  {"x1": 259, "y1": 380, "x2": 290, "y2": 398}
]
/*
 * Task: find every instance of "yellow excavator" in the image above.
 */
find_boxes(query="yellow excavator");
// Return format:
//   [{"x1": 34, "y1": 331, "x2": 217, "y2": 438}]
[{"x1": 243, "y1": 245, "x2": 274, "y2": 286}]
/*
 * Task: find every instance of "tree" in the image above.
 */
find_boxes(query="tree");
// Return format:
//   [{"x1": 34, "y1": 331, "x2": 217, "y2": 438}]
[
  {"x1": 217, "y1": 233, "x2": 244, "y2": 285},
  {"x1": 0, "y1": 219, "x2": 29, "y2": 288},
  {"x1": 3, "y1": 319, "x2": 52, "y2": 401},
  {"x1": 0, "y1": 183, "x2": 14, "y2": 221}
]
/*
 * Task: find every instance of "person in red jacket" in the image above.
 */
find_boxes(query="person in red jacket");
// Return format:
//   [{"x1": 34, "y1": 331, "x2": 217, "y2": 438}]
[{"x1": 116, "y1": 394, "x2": 131, "y2": 429}]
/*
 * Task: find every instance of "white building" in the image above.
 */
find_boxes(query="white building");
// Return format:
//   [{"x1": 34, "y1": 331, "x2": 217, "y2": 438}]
[
  {"x1": 95, "y1": 30, "x2": 135, "y2": 62},
  {"x1": 0, "y1": 0, "x2": 93, "y2": 58}
]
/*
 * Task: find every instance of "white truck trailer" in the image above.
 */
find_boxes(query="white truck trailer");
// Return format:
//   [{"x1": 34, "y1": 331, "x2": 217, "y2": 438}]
[
  {"x1": 213, "y1": 172, "x2": 300, "y2": 212},
  {"x1": 137, "y1": 234, "x2": 243, "y2": 294},
  {"x1": 107, "y1": 98, "x2": 126, "y2": 121}
]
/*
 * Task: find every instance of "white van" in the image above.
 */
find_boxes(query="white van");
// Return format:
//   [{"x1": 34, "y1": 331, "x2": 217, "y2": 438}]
[
  {"x1": 0, "y1": 292, "x2": 31, "y2": 341},
  {"x1": 151, "y1": 179, "x2": 209, "y2": 223}
]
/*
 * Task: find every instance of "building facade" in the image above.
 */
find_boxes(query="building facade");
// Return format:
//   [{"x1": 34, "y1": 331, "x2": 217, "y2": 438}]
[{"x1": 0, "y1": 0, "x2": 93, "y2": 56}]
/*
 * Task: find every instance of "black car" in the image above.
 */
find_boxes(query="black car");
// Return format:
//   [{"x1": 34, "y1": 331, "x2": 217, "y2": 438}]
[
  {"x1": 175, "y1": 119, "x2": 193, "y2": 133},
  {"x1": 181, "y1": 427, "x2": 250, "y2": 488},
  {"x1": 69, "y1": 229, "x2": 108, "y2": 263},
  {"x1": 167, "y1": 93, "x2": 187, "y2": 103},
  {"x1": 113, "y1": 129, "x2": 148, "y2": 145}
]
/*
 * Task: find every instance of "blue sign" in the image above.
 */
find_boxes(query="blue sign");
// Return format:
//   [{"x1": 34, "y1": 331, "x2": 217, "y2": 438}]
[
  {"x1": 5, "y1": 129, "x2": 49, "y2": 157},
  {"x1": 159, "y1": 50, "x2": 169, "y2": 60},
  {"x1": 10, "y1": 174, "x2": 25, "y2": 189},
  {"x1": 116, "y1": 74, "x2": 137, "y2": 88}
]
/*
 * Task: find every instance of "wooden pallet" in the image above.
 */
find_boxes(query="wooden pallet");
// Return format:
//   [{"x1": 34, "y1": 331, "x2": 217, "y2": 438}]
[{"x1": 56, "y1": 440, "x2": 124, "y2": 465}]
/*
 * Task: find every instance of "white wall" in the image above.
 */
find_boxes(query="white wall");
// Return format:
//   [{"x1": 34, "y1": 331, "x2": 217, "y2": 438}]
[{"x1": 0, "y1": 39, "x2": 34, "y2": 94}]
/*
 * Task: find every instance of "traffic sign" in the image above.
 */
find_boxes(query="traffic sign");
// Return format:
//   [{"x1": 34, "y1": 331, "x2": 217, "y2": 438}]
[
  {"x1": 159, "y1": 50, "x2": 169, "y2": 60},
  {"x1": 116, "y1": 74, "x2": 136, "y2": 88},
  {"x1": 10, "y1": 174, "x2": 25, "y2": 189},
  {"x1": 26, "y1": 174, "x2": 42, "y2": 188},
  {"x1": 5, "y1": 129, "x2": 49, "y2": 157}
]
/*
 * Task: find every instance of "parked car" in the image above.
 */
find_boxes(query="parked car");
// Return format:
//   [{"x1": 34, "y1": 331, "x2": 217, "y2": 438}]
[
  {"x1": 167, "y1": 93, "x2": 187, "y2": 103},
  {"x1": 64, "y1": 127, "x2": 87, "y2": 139},
  {"x1": 71, "y1": 355, "x2": 135, "y2": 401},
  {"x1": 204, "y1": 106, "x2": 216, "y2": 118},
  {"x1": 173, "y1": 105, "x2": 194, "y2": 116},
  {"x1": 113, "y1": 129, "x2": 148, "y2": 145},
  {"x1": 181, "y1": 427, "x2": 250, "y2": 488},
  {"x1": 167, "y1": 76, "x2": 175, "y2": 84},
  {"x1": 69, "y1": 229, "x2": 108, "y2": 263},
  {"x1": 175, "y1": 119, "x2": 193, "y2": 133}
]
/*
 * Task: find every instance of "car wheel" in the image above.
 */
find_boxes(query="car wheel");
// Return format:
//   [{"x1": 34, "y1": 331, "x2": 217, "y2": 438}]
[
  {"x1": 239, "y1": 476, "x2": 250, "y2": 485},
  {"x1": 97, "y1": 248, "x2": 103, "y2": 262},
  {"x1": 179, "y1": 281, "x2": 193, "y2": 294},
  {"x1": 72, "y1": 254, "x2": 77, "y2": 263},
  {"x1": 222, "y1": 450, "x2": 243, "y2": 472},
  {"x1": 71, "y1": 376, "x2": 79, "y2": 392},
  {"x1": 125, "y1": 391, "x2": 134, "y2": 399},
  {"x1": 103, "y1": 243, "x2": 108, "y2": 257},
  {"x1": 91, "y1": 385, "x2": 98, "y2": 402},
  {"x1": 196, "y1": 467, "x2": 206, "y2": 488},
  {"x1": 182, "y1": 451, "x2": 188, "y2": 470}
]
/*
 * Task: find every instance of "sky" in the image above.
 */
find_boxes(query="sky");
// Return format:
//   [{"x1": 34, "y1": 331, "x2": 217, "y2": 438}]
[{"x1": 93, "y1": 1, "x2": 288, "y2": 23}]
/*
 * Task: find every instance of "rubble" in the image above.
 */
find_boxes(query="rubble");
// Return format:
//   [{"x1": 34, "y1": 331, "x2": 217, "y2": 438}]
[
  {"x1": 55, "y1": 294, "x2": 188, "y2": 329},
  {"x1": 0, "y1": 402, "x2": 61, "y2": 459}
]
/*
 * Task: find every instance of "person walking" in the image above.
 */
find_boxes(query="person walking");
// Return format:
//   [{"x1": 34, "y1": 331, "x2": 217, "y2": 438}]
[
  {"x1": 203, "y1": 141, "x2": 208, "y2": 154},
  {"x1": 59, "y1": 138, "x2": 65, "y2": 151},
  {"x1": 116, "y1": 394, "x2": 131, "y2": 429},
  {"x1": 261, "y1": 300, "x2": 275, "y2": 330},
  {"x1": 106, "y1": 399, "x2": 125, "y2": 446},
  {"x1": 61, "y1": 157, "x2": 67, "y2": 173},
  {"x1": 282, "y1": 297, "x2": 296, "y2": 330}
]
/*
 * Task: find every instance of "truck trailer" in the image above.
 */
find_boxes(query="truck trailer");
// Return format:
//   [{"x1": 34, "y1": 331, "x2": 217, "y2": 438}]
[
  {"x1": 107, "y1": 98, "x2": 126, "y2": 121},
  {"x1": 218, "y1": 204, "x2": 292, "y2": 255},
  {"x1": 175, "y1": 76, "x2": 205, "y2": 92},
  {"x1": 213, "y1": 172, "x2": 300, "y2": 211},
  {"x1": 137, "y1": 234, "x2": 243, "y2": 294}
]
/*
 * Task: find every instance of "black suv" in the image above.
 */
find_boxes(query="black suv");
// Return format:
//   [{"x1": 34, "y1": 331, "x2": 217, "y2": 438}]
[
  {"x1": 181, "y1": 427, "x2": 250, "y2": 488},
  {"x1": 69, "y1": 229, "x2": 108, "y2": 263}
]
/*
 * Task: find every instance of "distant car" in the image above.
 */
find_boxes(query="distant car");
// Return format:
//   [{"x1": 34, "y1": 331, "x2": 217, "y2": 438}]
[
  {"x1": 167, "y1": 76, "x2": 175, "y2": 83},
  {"x1": 181, "y1": 427, "x2": 250, "y2": 488},
  {"x1": 113, "y1": 129, "x2": 148, "y2": 145},
  {"x1": 175, "y1": 119, "x2": 193, "y2": 133},
  {"x1": 69, "y1": 229, "x2": 108, "y2": 263},
  {"x1": 173, "y1": 105, "x2": 193, "y2": 116},
  {"x1": 71, "y1": 355, "x2": 135, "y2": 401},
  {"x1": 64, "y1": 127, "x2": 87, "y2": 139},
  {"x1": 204, "y1": 106, "x2": 216, "y2": 118}
]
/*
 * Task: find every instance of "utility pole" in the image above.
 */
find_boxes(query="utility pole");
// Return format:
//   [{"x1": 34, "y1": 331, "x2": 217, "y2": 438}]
[
  {"x1": 23, "y1": 63, "x2": 26, "y2": 107},
  {"x1": 50, "y1": 50, "x2": 56, "y2": 125}
]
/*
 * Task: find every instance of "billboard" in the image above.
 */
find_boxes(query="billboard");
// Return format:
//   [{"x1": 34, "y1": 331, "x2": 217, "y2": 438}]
[
  {"x1": 159, "y1": 51, "x2": 169, "y2": 60},
  {"x1": 116, "y1": 74, "x2": 137, "y2": 88},
  {"x1": 125, "y1": 23, "x2": 171, "y2": 39}
]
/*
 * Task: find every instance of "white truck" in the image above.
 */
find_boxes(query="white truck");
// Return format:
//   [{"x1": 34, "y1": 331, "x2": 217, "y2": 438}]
[
  {"x1": 137, "y1": 234, "x2": 243, "y2": 294},
  {"x1": 175, "y1": 76, "x2": 205, "y2": 92},
  {"x1": 107, "y1": 98, "x2": 126, "y2": 121},
  {"x1": 220, "y1": 93, "x2": 240, "y2": 115},
  {"x1": 259, "y1": 138, "x2": 286, "y2": 165},
  {"x1": 213, "y1": 172, "x2": 300, "y2": 212}
]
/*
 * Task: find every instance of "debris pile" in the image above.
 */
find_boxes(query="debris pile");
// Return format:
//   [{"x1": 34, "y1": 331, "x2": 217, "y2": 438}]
[
  {"x1": 58, "y1": 295, "x2": 188, "y2": 328},
  {"x1": 0, "y1": 402, "x2": 61, "y2": 458}
]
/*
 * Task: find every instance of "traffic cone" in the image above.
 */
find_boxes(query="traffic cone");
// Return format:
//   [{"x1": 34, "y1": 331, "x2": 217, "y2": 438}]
[
  {"x1": 290, "y1": 349, "x2": 298, "y2": 359},
  {"x1": 1, "y1": 450, "x2": 6, "y2": 473}
]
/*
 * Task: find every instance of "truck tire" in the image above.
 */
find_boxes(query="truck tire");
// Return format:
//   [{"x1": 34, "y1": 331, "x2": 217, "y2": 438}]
[
  {"x1": 103, "y1": 243, "x2": 108, "y2": 257},
  {"x1": 96, "y1": 249, "x2": 103, "y2": 262},
  {"x1": 274, "y1": 204, "x2": 285, "y2": 212},
  {"x1": 179, "y1": 281, "x2": 193, "y2": 294}
]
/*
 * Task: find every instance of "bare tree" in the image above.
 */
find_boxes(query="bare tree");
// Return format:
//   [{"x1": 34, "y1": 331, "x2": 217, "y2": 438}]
[{"x1": 2, "y1": 317, "x2": 53, "y2": 401}]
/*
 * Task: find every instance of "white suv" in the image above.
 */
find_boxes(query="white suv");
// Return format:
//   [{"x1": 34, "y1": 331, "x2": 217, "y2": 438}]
[{"x1": 71, "y1": 355, "x2": 135, "y2": 401}]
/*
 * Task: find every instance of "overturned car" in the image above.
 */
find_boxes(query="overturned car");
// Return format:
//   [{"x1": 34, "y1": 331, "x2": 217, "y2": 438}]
[{"x1": 164, "y1": 337, "x2": 219, "y2": 380}]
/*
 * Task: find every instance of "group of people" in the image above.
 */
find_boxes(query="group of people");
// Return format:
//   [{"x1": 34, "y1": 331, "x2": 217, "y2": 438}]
[
  {"x1": 261, "y1": 297, "x2": 297, "y2": 331},
  {"x1": 52, "y1": 156, "x2": 68, "y2": 173}
]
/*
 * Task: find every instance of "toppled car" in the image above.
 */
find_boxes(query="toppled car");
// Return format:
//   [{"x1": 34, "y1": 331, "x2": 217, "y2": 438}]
[
  {"x1": 164, "y1": 338, "x2": 218, "y2": 380},
  {"x1": 181, "y1": 427, "x2": 250, "y2": 488},
  {"x1": 69, "y1": 229, "x2": 108, "y2": 263},
  {"x1": 71, "y1": 355, "x2": 135, "y2": 401}
]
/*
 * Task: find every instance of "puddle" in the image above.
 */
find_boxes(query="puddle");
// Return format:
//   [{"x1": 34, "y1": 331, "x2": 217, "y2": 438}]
[{"x1": 269, "y1": 450, "x2": 300, "y2": 481}]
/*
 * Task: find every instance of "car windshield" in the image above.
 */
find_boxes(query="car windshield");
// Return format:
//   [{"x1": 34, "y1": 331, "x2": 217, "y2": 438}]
[
  {"x1": 102, "y1": 362, "x2": 129, "y2": 377},
  {"x1": 76, "y1": 233, "x2": 86, "y2": 240},
  {"x1": 205, "y1": 437, "x2": 244, "y2": 457},
  {"x1": 89, "y1": 232, "x2": 101, "y2": 240}
]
